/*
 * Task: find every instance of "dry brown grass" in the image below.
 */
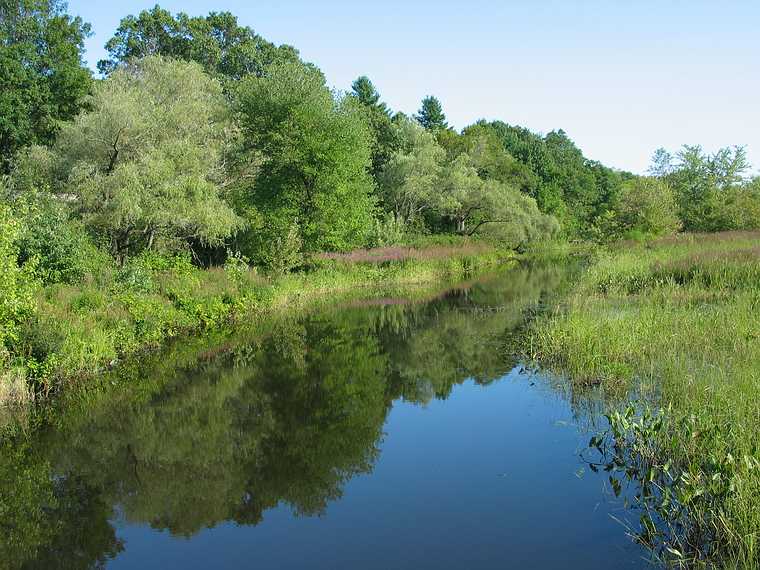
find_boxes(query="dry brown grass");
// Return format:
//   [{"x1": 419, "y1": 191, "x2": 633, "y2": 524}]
[
  {"x1": 318, "y1": 244, "x2": 491, "y2": 264},
  {"x1": 649, "y1": 230, "x2": 760, "y2": 247},
  {"x1": 0, "y1": 367, "x2": 31, "y2": 408}
]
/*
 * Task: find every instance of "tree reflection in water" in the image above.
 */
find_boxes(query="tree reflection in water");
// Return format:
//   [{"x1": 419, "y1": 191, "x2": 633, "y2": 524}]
[{"x1": 0, "y1": 264, "x2": 581, "y2": 569}]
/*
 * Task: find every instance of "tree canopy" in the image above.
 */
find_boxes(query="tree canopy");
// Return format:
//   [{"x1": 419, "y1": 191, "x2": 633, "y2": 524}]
[
  {"x1": 234, "y1": 61, "x2": 376, "y2": 260},
  {"x1": 0, "y1": 0, "x2": 758, "y2": 275},
  {"x1": 51, "y1": 56, "x2": 240, "y2": 261},
  {"x1": 0, "y1": 0, "x2": 92, "y2": 171},
  {"x1": 415, "y1": 96, "x2": 448, "y2": 132},
  {"x1": 97, "y1": 6, "x2": 300, "y2": 79}
]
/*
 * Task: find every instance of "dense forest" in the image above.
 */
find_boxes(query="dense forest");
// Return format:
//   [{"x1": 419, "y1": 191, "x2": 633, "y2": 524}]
[{"x1": 1, "y1": 1, "x2": 759, "y2": 400}]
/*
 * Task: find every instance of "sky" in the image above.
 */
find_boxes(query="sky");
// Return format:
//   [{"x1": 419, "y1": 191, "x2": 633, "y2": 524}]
[{"x1": 68, "y1": 0, "x2": 760, "y2": 175}]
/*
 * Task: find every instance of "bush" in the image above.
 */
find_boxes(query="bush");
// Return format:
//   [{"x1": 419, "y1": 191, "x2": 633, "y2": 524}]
[
  {"x1": 14, "y1": 194, "x2": 112, "y2": 284},
  {"x1": 367, "y1": 213, "x2": 406, "y2": 248},
  {"x1": 0, "y1": 204, "x2": 37, "y2": 351},
  {"x1": 246, "y1": 222, "x2": 304, "y2": 276},
  {"x1": 614, "y1": 177, "x2": 681, "y2": 237}
]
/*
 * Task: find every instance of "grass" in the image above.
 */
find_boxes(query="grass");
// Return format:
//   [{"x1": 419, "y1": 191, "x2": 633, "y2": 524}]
[
  {"x1": 527, "y1": 231, "x2": 760, "y2": 568},
  {"x1": 3, "y1": 243, "x2": 513, "y2": 404}
]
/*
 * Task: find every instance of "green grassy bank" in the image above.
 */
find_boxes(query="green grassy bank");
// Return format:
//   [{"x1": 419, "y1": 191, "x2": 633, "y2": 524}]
[
  {"x1": 2, "y1": 244, "x2": 513, "y2": 407},
  {"x1": 527, "y1": 231, "x2": 760, "y2": 568}
]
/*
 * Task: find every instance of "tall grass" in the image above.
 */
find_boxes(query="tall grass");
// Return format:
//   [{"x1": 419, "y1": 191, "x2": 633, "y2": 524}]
[{"x1": 528, "y1": 231, "x2": 760, "y2": 568}]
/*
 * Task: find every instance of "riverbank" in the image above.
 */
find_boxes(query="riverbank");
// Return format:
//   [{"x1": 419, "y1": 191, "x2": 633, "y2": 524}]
[
  {"x1": 2, "y1": 243, "x2": 513, "y2": 409},
  {"x1": 527, "y1": 231, "x2": 760, "y2": 568}
]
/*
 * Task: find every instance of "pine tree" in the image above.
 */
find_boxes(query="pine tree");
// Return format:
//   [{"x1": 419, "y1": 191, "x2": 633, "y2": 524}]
[
  {"x1": 414, "y1": 96, "x2": 448, "y2": 131},
  {"x1": 351, "y1": 76, "x2": 381, "y2": 107}
]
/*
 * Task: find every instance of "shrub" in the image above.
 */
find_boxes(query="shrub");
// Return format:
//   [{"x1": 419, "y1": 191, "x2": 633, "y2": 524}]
[
  {"x1": 0, "y1": 204, "x2": 37, "y2": 351},
  {"x1": 367, "y1": 213, "x2": 406, "y2": 248},
  {"x1": 614, "y1": 177, "x2": 681, "y2": 238}
]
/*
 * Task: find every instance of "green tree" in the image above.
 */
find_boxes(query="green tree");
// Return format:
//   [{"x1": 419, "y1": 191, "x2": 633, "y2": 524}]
[
  {"x1": 458, "y1": 123, "x2": 539, "y2": 194},
  {"x1": 414, "y1": 95, "x2": 448, "y2": 132},
  {"x1": 350, "y1": 75, "x2": 399, "y2": 178},
  {"x1": 664, "y1": 145, "x2": 753, "y2": 231},
  {"x1": 97, "y1": 6, "x2": 299, "y2": 79},
  {"x1": 0, "y1": 0, "x2": 92, "y2": 171},
  {"x1": 351, "y1": 76, "x2": 381, "y2": 107},
  {"x1": 234, "y1": 61, "x2": 376, "y2": 260},
  {"x1": 378, "y1": 117, "x2": 444, "y2": 226},
  {"x1": 485, "y1": 121, "x2": 625, "y2": 237},
  {"x1": 53, "y1": 56, "x2": 240, "y2": 262},
  {"x1": 436, "y1": 153, "x2": 488, "y2": 234},
  {"x1": 648, "y1": 147, "x2": 673, "y2": 178},
  {"x1": 614, "y1": 177, "x2": 681, "y2": 237}
]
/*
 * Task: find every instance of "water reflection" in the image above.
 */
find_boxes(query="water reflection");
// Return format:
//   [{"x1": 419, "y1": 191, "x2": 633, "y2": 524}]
[{"x1": 0, "y1": 264, "x2": 642, "y2": 569}]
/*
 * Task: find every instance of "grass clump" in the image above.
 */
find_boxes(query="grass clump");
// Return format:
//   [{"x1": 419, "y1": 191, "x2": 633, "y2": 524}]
[{"x1": 528, "y1": 231, "x2": 760, "y2": 568}]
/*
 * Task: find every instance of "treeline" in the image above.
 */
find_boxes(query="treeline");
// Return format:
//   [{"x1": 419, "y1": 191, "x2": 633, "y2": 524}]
[
  {"x1": 3, "y1": 3, "x2": 759, "y2": 272},
  {"x1": 1, "y1": 2, "x2": 559, "y2": 280}
]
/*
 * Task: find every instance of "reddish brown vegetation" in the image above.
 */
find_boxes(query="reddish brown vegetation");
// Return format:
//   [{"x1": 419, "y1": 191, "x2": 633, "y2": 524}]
[
  {"x1": 649, "y1": 230, "x2": 760, "y2": 247},
  {"x1": 318, "y1": 244, "x2": 491, "y2": 264}
]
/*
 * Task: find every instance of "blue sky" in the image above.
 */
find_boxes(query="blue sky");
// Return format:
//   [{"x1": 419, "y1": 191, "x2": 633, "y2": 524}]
[{"x1": 68, "y1": 0, "x2": 760, "y2": 174}]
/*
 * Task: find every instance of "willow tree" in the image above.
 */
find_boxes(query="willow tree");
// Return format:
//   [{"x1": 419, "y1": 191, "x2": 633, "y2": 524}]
[
  {"x1": 53, "y1": 56, "x2": 239, "y2": 262},
  {"x1": 378, "y1": 118, "x2": 444, "y2": 225}
]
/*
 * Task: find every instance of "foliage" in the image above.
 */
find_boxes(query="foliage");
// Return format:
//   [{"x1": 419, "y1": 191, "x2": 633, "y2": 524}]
[
  {"x1": 589, "y1": 402, "x2": 758, "y2": 567},
  {"x1": 97, "y1": 5, "x2": 299, "y2": 79},
  {"x1": 483, "y1": 121, "x2": 629, "y2": 237},
  {"x1": 414, "y1": 95, "x2": 448, "y2": 132},
  {"x1": 529, "y1": 232, "x2": 760, "y2": 568},
  {"x1": 378, "y1": 119, "x2": 558, "y2": 244},
  {"x1": 4, "y1": 182, "x2": 111, "y2": 284},
  {"x1": 612, "y1": 177, "x2": 681, "y2": 238},
  {"x1": 53, "y1": 56, "x2": 240, "y2": 262},
  {"x1": 0, "y1": 0, "x2": 92, "y2": 171},
  {"x1": 378, "y1": 117, "x2": 444, "y2": 225},
  {"x1": 652, "y1": 145, "x2": 759, "y2": 233},
  {"x1": 457, "y1": 123, "x2": 539, "y2": 193},
  {"x1": 234, "y1": 61, "x2": 376, "y2": 260},
  {"x1": 0, "y1": 203, "x2": 37, "y2": 352},
  {"x1": 366, "y1": 212, "x2": 407, "y2": 248},
  {"x1": 350, "y1": 76, "x2": 400, "y2": 178},
  {"x1": 258, "y1": 222, "x2": 304, "y2": 276}
]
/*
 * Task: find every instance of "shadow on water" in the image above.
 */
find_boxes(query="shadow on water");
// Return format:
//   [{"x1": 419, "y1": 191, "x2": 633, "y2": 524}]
[{"x1": 0, "y1": 263, "x2": 652, "y2": 569}]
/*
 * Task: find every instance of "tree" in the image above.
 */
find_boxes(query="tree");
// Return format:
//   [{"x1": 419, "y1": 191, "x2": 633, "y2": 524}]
[
  {"x1": 458, "y1": 123, "x2": 538, "y2": 194},
  {"x1": 483, "y1": 121, "x2": 626, "y2": 237},
  {"x1": 614, "y1": 177, "x2": 681, "y2": 237},
  {"x1": 350, "y1": 75, "x2": 399, "y2": 178},
  {"x1": 436, "y1": 153, "x2": 558, "y2": 242},
  {"x1": 0, "y1": 0, "x2": 92, "y2": 171},
  {"x1": 648, "y1": 147, "x2": 673, "y2": 178},
  {"x1": 665, "y1": 145, "x2": 753, "y2": 231},
  {"x1": 97, "y1": 6, "x2": 299, "y2": 79},
  {"x1": 53, "y1": 56, "x2": 240, "y2": 262},
  {"x1": 414, "y1": 96, "x2": 448, "y2": 132},
  {"x1": 234, "y1": 61, "x2": 376, "y2": 260},
  {"x1": 351, "y1": 76, "x2": 381, "y2": 107},
  {"x1": 437, "y1": 153, "x2": 488, "y2": 234},
  {"x1": 378, "y1": 118, "x2": 444, "y2": 225}
]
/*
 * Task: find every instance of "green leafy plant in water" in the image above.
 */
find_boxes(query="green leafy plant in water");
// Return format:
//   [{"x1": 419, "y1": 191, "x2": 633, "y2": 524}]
[{"x1": 587, "y1": 402, "x2": 758, "y2": 568}]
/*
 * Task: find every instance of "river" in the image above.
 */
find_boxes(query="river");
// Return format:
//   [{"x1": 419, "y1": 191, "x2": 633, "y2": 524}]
[{"x1": 0, "y1": 264, "x2": 650, "y2": 569}]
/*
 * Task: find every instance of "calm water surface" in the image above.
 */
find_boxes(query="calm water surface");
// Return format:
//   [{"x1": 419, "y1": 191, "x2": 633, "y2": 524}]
[{"x1": 2, "y1": 265, "x2": 650, "y2": 569}]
